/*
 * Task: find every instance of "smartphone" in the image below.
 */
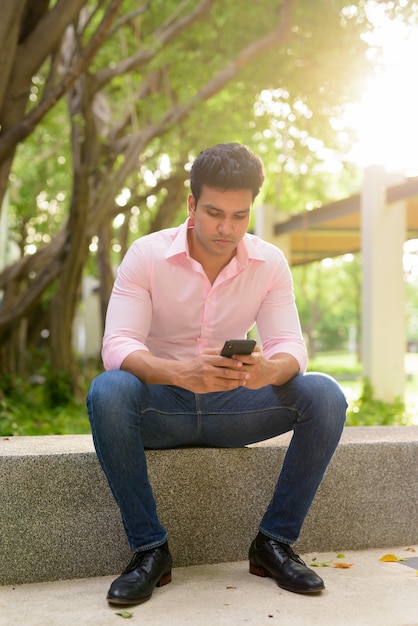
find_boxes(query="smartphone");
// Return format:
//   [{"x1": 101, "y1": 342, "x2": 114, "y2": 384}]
[{"x1": 220, "y1": 339, "x2": 256, "y2": 358}]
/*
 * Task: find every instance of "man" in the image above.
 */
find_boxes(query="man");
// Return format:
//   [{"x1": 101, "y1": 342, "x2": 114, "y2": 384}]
[{"x1": 87, "y1": 142, "x2": 347, "y2": 606}]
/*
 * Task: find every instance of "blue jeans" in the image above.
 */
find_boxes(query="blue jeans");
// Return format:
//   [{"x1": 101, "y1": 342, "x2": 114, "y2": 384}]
[{"x1": 87, "y1": 370, "x2": 347, "y2": 551}]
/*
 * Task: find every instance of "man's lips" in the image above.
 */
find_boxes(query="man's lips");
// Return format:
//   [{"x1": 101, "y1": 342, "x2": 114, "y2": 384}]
[{"x1": 213, "y1": 238, "x2": 234, "y2": 246}]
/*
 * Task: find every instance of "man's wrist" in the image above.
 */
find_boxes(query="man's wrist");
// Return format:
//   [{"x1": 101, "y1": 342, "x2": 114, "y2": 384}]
[{"x1": 268, "y1": 353, "x2": 300, "y2": 386}]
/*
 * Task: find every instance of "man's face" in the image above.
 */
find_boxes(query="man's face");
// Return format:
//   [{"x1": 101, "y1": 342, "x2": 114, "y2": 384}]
[{"x1": 187, "y1": 185, "x2": 252, "y2": 260}]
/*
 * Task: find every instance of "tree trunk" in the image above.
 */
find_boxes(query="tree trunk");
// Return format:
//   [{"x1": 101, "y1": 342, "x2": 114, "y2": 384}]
[
  {"x1": 49, "y1": 72, "x2": 98, "y2": 386},
  {"x1": 97, "y1": 223, "x2": 114, "y2": 332}
]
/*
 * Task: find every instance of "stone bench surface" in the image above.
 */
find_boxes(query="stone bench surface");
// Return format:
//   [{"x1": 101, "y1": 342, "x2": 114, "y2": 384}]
[
  {"x1": 1, "y1": 426, "x2": 417, "y2": 586},
  {"x1": 3, "y1": 425, "x2": 417, "y2": 456}
]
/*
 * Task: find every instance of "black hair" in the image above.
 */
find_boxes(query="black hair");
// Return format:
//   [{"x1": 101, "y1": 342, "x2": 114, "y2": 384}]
[{"x1": 189, "y1": 143, "x2": 265, "y2": 204}]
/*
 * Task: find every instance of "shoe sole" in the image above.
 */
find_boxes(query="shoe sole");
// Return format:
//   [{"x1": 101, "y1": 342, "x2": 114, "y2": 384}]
[{"x1": 249, "y1": 562, "x2": 324, "y2": 594}]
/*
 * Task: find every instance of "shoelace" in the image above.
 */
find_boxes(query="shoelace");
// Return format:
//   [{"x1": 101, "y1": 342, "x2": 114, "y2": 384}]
[
  {"x1": 272, "y1": 540, "x2": 306, "y2": 566},
  {"x1": 123, "y1": 551, "x2": 147, "y2": 574},
  {"x1": 123, "y1": 545, "x2": 168, "y2": 574}
]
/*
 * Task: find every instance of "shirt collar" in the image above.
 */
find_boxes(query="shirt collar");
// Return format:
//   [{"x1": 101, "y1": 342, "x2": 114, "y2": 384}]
[{"x1": 165, "y1": 219, "x2": 191, "y2": 259}]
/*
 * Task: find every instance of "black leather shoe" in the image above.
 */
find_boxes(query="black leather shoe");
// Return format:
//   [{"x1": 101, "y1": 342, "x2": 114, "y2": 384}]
[
  {"x1": 107, "y1": 542, "x2": 173, "y2": 606},
  {"x1": 249, "y1": 533, "x2": 324, "y2": 594}
]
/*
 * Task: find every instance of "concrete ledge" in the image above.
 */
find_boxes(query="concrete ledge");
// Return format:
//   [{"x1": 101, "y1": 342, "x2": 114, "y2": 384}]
[{"x1": 1, "y1": 426, "x2": 417, "y2": 585}]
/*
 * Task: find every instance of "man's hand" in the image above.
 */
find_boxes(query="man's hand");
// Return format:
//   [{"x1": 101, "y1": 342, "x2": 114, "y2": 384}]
[
  {"x1": 232, "y1": 348, "x2": 300, "y2": 388},
  {"x1": 177, "y1": 348, "x2": 250, "y2": 393}
]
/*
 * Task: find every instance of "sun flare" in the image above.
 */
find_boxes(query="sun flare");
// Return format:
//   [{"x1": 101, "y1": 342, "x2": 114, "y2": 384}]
[{"x1": 346, "y1": 8, "x2": 418, "y2": 174}]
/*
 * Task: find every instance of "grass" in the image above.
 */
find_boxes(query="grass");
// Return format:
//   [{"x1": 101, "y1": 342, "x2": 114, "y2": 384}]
[
  {"x1": 308, "y1": 352, "x2": 363, "y2": 377},
  {"x1": 1, "y1": 353, "x2": 417, "y2": 436}
]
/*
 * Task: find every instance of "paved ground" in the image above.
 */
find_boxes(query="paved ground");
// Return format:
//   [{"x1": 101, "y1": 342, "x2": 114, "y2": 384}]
[{"x1": 0, "y1": 547, "x2": 417, "y2": 626}]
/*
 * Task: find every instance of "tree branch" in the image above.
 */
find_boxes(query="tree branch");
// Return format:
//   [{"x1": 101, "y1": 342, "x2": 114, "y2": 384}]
[
  {"x1": 89, "y1": 0, "x2": 296, "y2": 230},
  {"x1": 93, "y1": 0, "x2": 214, "y2": 90},
  {"x1": 0, "y1": 0, "x2": 27, "y2": 108},
  {"x1": 107, "y1": 3, "x2": 150, "y2": 39},
  {"x1": 11, "y1": 0, "x2": 87, "y2": 89},
  {"x1": 0, "y1": 0, "x2": 124, "y2": 162}
]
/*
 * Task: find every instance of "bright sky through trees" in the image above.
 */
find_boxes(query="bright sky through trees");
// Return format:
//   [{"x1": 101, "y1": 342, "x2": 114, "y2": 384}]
[{"x1": 346, "y1": 3, "x2": 418, "y2": 174}]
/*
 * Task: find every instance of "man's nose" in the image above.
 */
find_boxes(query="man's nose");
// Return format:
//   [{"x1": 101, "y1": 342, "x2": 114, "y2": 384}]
[{"x1": 217, "y1": 218, "x2": 232, "y2": 233}]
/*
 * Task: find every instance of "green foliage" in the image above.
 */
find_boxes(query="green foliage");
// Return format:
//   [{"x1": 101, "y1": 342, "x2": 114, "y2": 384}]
[
  {"x1": 346, "y1": 379, "x2": 411, "y2": 426},
  {"x1": 43, "y1": 369, "x2": 75, "y2": 408},
  {"x1": 0, "y1": 390, "x2": 90, "y2": 437},
  {"x1": 309, "y1": 352, "x2": 415, "y2": 426},
  {"x1": 9, "y1": 97, "x2": 71, "y2": 256},
  {"x1": 405, "y1": 246, "x2": 418, "y2": 345},
  {"x1": 294, "y1": 254, "x2": 362, "y2": 356},
  {"x1": 0, "y1": 360, "x2": 97, "y2": 436}
]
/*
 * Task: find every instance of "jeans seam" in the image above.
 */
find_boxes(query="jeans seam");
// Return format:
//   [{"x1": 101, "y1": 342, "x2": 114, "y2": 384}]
[
  {"x1": 194, "y1": 393, "x2": 203, "y2": 443},
  {"x1": 199, "y1": 405, "x2": 300, "y2": 419}
]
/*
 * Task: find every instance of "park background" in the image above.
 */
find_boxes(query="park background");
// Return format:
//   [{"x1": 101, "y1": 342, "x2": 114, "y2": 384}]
[{"x1": 1, "y1": 0, "x2": 418, "y2": 435}]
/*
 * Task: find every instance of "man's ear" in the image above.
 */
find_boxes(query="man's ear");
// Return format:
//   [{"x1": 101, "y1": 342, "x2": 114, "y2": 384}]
[{"x1": 187, "y1": 193, "x2": 196, "y2": 217}]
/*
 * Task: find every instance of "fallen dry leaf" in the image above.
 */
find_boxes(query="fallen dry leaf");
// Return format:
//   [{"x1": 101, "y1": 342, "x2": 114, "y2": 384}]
[
  {"x1": 406, "y1": 547, "x2": 416, "y2": 553},
  {"x1": 379, "y1": 554, "x2": 401, "y2": 562},
  {"x1": 332, "y1": 562, "x2": 353, "y2": 568}
]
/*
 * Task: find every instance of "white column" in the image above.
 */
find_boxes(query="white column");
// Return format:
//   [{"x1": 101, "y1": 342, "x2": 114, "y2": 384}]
[
  {"x1": 361, "y1": 166, "x2": 406, "y2": 401},
  {"x1": 73, "y1": 276, "x2": 102, "y2": 357},
  {"x1": 255, "y1": 203, "x2": 291, "y2": 260}
]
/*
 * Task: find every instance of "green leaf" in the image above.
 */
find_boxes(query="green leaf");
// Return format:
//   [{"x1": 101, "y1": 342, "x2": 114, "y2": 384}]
[
  {"x1": 116, "y1": 611, "x2": 133, "y2": 619},
  {"x1": 336, "y1": 553, "x2": 346, "y2": 559}
]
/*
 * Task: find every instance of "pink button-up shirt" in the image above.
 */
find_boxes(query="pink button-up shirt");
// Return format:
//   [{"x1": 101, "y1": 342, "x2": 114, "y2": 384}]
[{"x1": 102, "y1": 218, "x2": 307, "y2": 373}]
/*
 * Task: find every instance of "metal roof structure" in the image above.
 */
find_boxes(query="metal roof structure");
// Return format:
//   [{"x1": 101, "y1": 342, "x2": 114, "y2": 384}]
[{"x1": 274, "y1": 176, "x2": 418, "y2": 266}]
